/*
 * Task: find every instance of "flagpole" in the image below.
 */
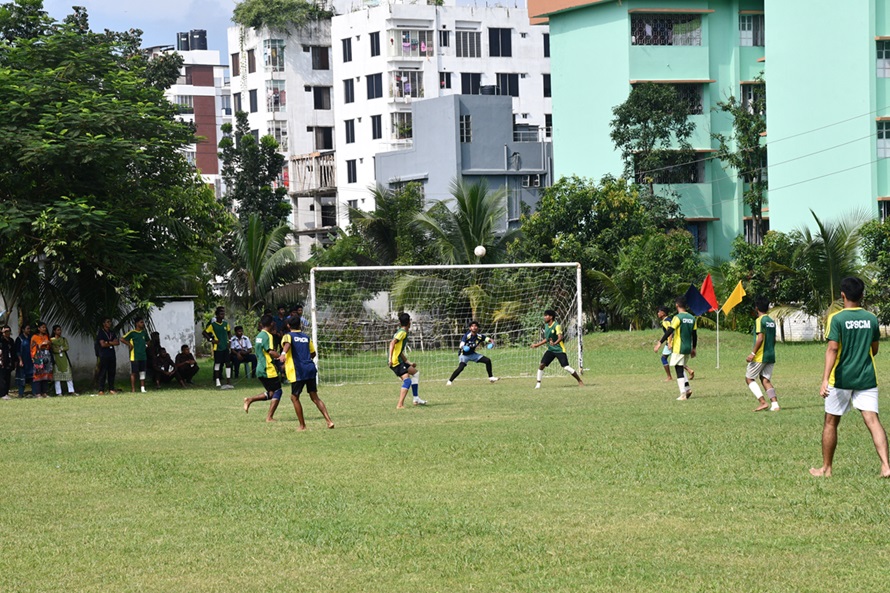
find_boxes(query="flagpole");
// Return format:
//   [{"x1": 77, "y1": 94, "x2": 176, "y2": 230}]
[{"x1": 716, "y1": 310, "x2": 720, "y2": 369}]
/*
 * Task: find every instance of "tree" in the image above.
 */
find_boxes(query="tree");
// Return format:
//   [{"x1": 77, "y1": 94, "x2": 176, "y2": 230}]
[
  {"x1": 218, "y1": 111, "x2": 290, "y2": 232},
  {"x1": 0, "y1": 1, "x2": 228, "y2": 335},
  {"x1": 860, "y1": 216, "x2": 890, "y2": 324},
  {"x1": 349, "y1": 183, "x2": 432, "y2": 265},
  {"x1": 414, "y1": 179, "x2": 520, "y2": 264},
  {"x1": 232, "y1": 0, "x2": 334, "y2": 33},
  {"x1": 712, "y1": 83, "x2": 768, "y2": 245},
  {"x1": 610, "y1": 83, "x2": 696, "y2": 189},
  {"x1": 219, "y1": 214, "x2": 305, "y2": 312}
]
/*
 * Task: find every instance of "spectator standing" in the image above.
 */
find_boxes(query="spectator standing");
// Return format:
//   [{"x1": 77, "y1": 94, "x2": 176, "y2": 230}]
[
  {"x1": 51, "y1": 325, "x2": 77, "y2": 396},
  {"x1": 30, "y1": 322, "x2": 53, "y2": 398},
  {"x1": 0, "y1": 325, "x2": 15, "y2": 399},
  {"x1": 15, "y1": 324, "x2": 33, "y2": 397},
  {"x1": 96, "y1": 318, "x2": 120, "y2": 395}
]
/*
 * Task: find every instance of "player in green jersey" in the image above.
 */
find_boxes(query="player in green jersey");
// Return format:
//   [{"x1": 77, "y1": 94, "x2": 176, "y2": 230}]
[
  {"x1": 203, "y1": 306, "x2": 234, "y2": 390},
  {"x1": 530, "y1": 309, "x2": 584, "y2": 389},
  {"x1": 746, "y1": 296, "x2": 780, "y2": 412},
  {"x1": 122, "y1": 317, "x2": 150, "y2": 393},
  {"x1": 243, "y1": 315, "x2": 283, "y2": 421},
  {"x1": 655, "y1": 297, "x2": 696, "y2": 400},
  {"x1": 811, "y1": 277, "x2": 890, "y2": 478}
]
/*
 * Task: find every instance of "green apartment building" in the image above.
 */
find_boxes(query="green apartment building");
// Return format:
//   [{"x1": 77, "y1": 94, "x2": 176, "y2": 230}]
[{"x1": 530, "y1": 0, "x2": 890, "y2": 259}]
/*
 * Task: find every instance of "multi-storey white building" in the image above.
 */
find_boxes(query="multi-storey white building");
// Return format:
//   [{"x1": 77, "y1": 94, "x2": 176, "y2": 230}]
[
  {"x1": 149, "y1": 30, "x2": 232, "y2": 196},
  {"x1": 227, "y1": 14, "x2": 347, "y2": 259},
  {"x1": 332, "y1": 1, "x2": 551, "y2": 226}
]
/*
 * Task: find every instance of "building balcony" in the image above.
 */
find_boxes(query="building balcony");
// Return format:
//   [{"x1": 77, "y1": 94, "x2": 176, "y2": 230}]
[{"x1": 290, "y1": 151, "x2": 336, "y2": 195}]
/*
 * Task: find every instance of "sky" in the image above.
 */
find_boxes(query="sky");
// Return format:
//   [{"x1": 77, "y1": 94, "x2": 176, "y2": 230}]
[{"x1": 43, "y1": 0, "x2": 240, "y2": 54}]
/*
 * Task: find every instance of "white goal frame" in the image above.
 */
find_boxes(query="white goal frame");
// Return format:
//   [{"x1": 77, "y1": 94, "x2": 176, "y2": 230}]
[{"x1": 308, "y1": 262, "x2": 583, "y2": 383}]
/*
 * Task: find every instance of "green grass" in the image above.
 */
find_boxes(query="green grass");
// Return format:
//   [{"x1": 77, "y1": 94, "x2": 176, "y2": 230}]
[{"x1": 2, "y1": 330, "x2": 889, "y2": 592}]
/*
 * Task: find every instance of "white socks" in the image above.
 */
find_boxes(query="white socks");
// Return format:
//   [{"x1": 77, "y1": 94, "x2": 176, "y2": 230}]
[
  {"x1": 677, "y1": 378, "x2": 688, "y2": 395},
  {"x1": 748, "y1": 382, "x2": 764, "y2": 399}
]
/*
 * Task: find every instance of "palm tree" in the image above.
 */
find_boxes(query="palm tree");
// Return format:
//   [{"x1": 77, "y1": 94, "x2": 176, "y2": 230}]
[
  {"x1": 220, "y1": 214, "x2": 305, "y2": 312},
  {"x1": 349, "y1": 183, "x2": 426, "y2": 265},
  {"x1": 414, "y1": 179, "x2": 520, "y2": 264}
]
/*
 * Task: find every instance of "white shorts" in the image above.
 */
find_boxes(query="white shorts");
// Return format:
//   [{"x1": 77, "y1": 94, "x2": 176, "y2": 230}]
[
  {"x1": 824, "y1": 386, "x2": 879, "y2": 416},
  {"x1": 662, "y1": 344, "x2": 672, "y2": 356},
  {"x1": 669, "y1": 353, "x2": 688, "y2": 368},
  {"x1": 745, "y1": 362, "x2": 774, "y2": 380}
]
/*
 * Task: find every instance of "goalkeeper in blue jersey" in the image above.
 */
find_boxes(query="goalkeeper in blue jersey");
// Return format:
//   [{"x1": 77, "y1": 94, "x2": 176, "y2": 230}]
[{"x1": 446, "y1": 321, "x2": 499, "y2": 385}]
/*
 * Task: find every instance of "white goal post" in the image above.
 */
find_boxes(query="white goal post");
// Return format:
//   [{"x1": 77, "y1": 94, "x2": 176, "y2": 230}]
[{"x1": 308, "y1": 263, "x2": 584, "y2": 385}]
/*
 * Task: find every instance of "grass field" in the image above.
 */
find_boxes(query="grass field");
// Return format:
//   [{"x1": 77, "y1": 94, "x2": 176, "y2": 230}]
[{"x1": 2, "y1": 329, "x2": 889, "y2": 593}]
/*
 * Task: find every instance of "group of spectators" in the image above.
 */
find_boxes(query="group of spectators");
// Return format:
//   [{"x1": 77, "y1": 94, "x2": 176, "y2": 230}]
[{"x1": 0, "y1": 322, "x2": 78, "y2": 399}]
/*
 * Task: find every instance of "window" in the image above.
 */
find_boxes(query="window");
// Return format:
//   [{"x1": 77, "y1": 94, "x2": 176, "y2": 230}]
[
  {"x1": 233, "y1": 92, "x2": 242, "y2": 113},
  {"x1": 247, "y1": 49, "x2": 256, "y2": 73},
  {"x1": 880, "y1": 201, "x2": 890, "y2": 222},
  {"x1": 343, "y1": 79, "x2": 355, "y2": 104},
  {"x1": 878, "y1": 41, "x2": 890, "y2": 78},
  {"x1": 543, "y1": 74, "x2": 551, "y2": 98},
  {"x1": 315, "y1": 127, "x2": 333, "y2": 151},
  {"x1": 370, "y1": 31, "x2": 381, "y2": 57},
  {"x1": 345, "y1": 119, "x2": 355, "y2": 144},
  {"x1": 440, "y1": 72, "x2": 451, "y2": 89},
  {"x1": 744, "y1": 218, "x2": 770, "y2": 245},
  {"x1": 269, "y1": 121, "x2": 288, "y2": 152},
  {"x1": 878, "y1": 121, "x2": 890, "y2": 158},
  {"x1": 392, "y1": 112, "x2": 412, "y2": 140},
  {"x1": 439, "y1": 30, "x2": 450, "y2": 48},
  {"x1": 371, "y1": 114, "x2": 382, "y2": 140},
  {"x1": 636, "y1": 152, "x2": 705, "y2": 184},
  {"x1": 348, "y1": 199, "x2": 358, "y2": 210},
  {"x1": 544, "y1": 33, "x2": 550, "y2": 57},
  {"x1": 221, "y1": 94, "x2": 231, "y2": 115},
  {"x1": 489, "y1": 28, "x2": 512, "y2": 57},
  {"x1": 267, "y1": 80, "x2": 286, "y2": 112},
  {"x1": 456, "y1": 31, "x2": 482, "y2": 58},
  {"x1": 459, "y1": 114, "x2": 472, "y2": 143},
  {"x1": 496, "y1": 73, "x2": 519, "y2": 97},
  {"x1": 183, "y1": 149, "x2": 196, "y2": 166},
  {"x1": 311, "y1": 46, "x2": 330, "y2": 70},
  {"x1": 313, "y1": 86, "x2": 331, "y2": 110},
  {"x1": 231, "y1": 53, "x2": 240, "y2": 76},
  {"x1": 264, "y1": 39, "x2": 285, "y2": 71},
  {"x1": 545, "y1": 113, "x2": 552, "y2": 138},
  {"x1": 686, "y1": 222, "x2": 708, "y2": 252},
  {"x1": 248, "y1": 89, "x2": 257, "y2": 113},
  {"x1": 461, "y1": 72, "x2": 481, "y2": 95},
  {"x1": 321, "y1": 203, "x2": 337, "y2": 227},
  {"x1": 346, "y1": 159, "x2": 357, "y2": 183},
  {"x1": 521, "y1": 174, "x2": 542, "y2": 188},
  {"x1": 342, "y1": 38, "x2": 352, "y2": 62},
  {"x1": 173, "y1": 95, "x2": 194, "y2": 114},
  {"x1": 741, "y1": 83, "x2": 766, "y2": 115},
  {"x1": 739, "y1": 14, "x2": 765, "y2": 47},
  {"x1": 392, "y1": 71, "x2": 423, "y2": 98},
  {"x1": 390, "y1": 29, "x2": 434, "y2": 58},
  {"x1": 631, "y1": 14, "x2": 703, "y2": 46},
  {"x1": 367, "y1": 73, "x2": 383, "y2": 99}
]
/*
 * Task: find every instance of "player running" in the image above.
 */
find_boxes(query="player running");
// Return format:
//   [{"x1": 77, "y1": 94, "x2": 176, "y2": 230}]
[
  {"x1": 389, "y1": 312, "x2": 425, "y2": 408},
  {"x1": 530, "y1": 309, "x2": 584, "y2": 389},
  {"x1": 243, "y1": 315, "x2": 283, "y2": 421},
  {"x1": 203, "y1": 306, "x2": 234, "y2": 390},
  {"x1": 446, "y1": 321, "x2": 498, "y2": 385},
  {"x1": 746, "y1": 296, "x2": 780, "y2": 412},
  {"x1": 654, "y1": 296, "x2": 697, "y2": 400},
  {"x1": 279, "y1": 319, "x2": 334, "y2": 430}
]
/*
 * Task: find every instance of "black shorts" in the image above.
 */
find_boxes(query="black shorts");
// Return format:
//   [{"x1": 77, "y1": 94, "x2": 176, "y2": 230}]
[
  {"x1": 291, "y1": 378, "x2": 318, "y2": 395},
  {"x1": 391, "y1": 362, "x2": 412, "y2": 377},
  {"x1": 540, "y1": 350, "x2": 569, "y2": 368},
  {"x1": 130, "y1": 360, "x2": 147, "y2": 374},
  {"x1": 259, "y1": 376, "x2": 281, "y2": 395},
  {"x1": 213, "y1": 350, "x2": 230, "y2": 365}
]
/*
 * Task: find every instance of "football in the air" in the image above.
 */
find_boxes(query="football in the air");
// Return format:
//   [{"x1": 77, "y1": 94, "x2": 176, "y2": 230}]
[{"x1": 474, "y1": 245, "x2": 486, "y2": 258}]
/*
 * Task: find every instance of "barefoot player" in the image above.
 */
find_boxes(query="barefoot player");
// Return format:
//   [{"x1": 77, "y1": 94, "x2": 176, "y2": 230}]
[
  {"x1": 243, "y1": 315, "x2": 282, "y2": 422},
  {"x1": 745, "y1": 296, "x2": 780, "y2": 412},
  {"x1": 280, "y1": 318, "x2": 334, "y2": 430}
]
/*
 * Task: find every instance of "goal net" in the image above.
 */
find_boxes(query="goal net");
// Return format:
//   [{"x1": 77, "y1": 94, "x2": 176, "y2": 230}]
[{"x1": 308, "y1": 263, "x2": 583, "y2": 385}]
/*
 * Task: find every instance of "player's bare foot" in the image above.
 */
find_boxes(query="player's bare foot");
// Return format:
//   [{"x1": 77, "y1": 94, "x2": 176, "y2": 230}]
[
  {"x1": 688, "y1": 369, "x2": 695, "y2": 380},
  {"x1": 396, "y1": 405, "x2": 405, "y2": 409},
  {"x1": 327, "y1": 421, "x2": 335, "y2": 429},
  {"x1": 297, "y1": 425, "x2": 307, "y2": 431},
  {"x1": 753, "y1": 402, "x2": 769, "y2": 412},
  {"x1": 243, "y1": 398, "x2": 250, "y2": 413},
  {"x1": 577, "y1": 380, "x2": 585, "y2": 387},
  {"x1": 265, "y1": 417, "x2": 276, "y2": 422},
  {"x1": 663, "y1": 378, "x2": 673, "y2": 383},
  {"x1": 809, "y1": 467, "x2": 831, "y2": 477}
]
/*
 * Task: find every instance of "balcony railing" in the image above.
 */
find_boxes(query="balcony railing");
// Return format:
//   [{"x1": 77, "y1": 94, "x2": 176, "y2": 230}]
[{"x1": 291, "y1": 151, "x2": 336, "y2": 194}]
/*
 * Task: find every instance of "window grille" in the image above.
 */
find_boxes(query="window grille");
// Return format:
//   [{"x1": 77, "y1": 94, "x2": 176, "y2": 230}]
[
  {"x1": 631, "y1": 14, "x2": 702, "y2": 46},
  {"x1": 390, "y1": 29, "x2": 434, "y2": 58},
  {"x1": 878, "y1": 121, "x2": 890, "y2": 158},
  {"x1": 456, "y1": 31, "x2": 482, "y2": 58},
  {"x1": 391, "y1": 112, "x2": 413, "y2": 140},
  {"x1": 739, "y1": 14, "x2": 765, "y2": 47},
  {"x1": 878, "y1": 41, "x2": 890, "y2": 78},
  {"x1": 392, "y1": 71, "x2": 424, "y2": 99},
  {"x1": 266, "y1": 80, "x2": 286, "y2": 112},
  {"x1": 459, "y1": 115, "x2": 472, "y2": 143},
  {"x1": 264, "y1": 39, "x2": 285, "y2": 71}
]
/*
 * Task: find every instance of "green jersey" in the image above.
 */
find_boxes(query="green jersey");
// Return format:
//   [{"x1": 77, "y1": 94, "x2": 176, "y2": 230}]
[
  {"x1": 752, "y1": 314, "x2": 776, "y2": 364},
  {"x1": 670, "y1": 312, "x2": 697, "y2": 355},
  {"x1": 254, "y1": 329, "x2": 278, "y2": 379},
  {"x1": 122, "y1": 328, "x2": 149, "y2": 362},
  {"x1": 205, "y1": 319, "x2": 231, "y2": 352},
  {"x1": 543, "y1": 322, "x2": 566, "y2": 353},
  {"x1": 826, "y1": 308, "x2": 881, "y2": 390}
]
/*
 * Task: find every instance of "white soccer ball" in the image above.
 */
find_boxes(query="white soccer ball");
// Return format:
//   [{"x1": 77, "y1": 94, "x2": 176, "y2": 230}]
[{"x1": 474, "y1": 245, "x2": 486, "y2": 258}]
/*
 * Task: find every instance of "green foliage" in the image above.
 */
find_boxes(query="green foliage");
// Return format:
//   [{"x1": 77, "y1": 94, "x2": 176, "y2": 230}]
[
  {"x1": 591, "y1": 230, "x2": 706, "y2": 329},
  {"x1": 0, "y1": 1, "x2": 228, "y2": 335},
  {"x1": 219, "y1": 111, "x2": 290, "y2": 232},
  {"x1": 232, "y1": 0, "x2": 334, "y2": 34},
  {"x1": 860, "y1": 217, "x2": 890, "y2": 324},
  {"x1": 349, "y1": 183, "x2": 434, "y2": 265},
  {"x1": 712, "y1": 82, "x2": 768, "y2": 245},
  {"x1": 415, "y1": 179, "x2": 520, "y2": 265},
  {"x1": 610, "y1": 83, "x2": 696, "y2": 183}
]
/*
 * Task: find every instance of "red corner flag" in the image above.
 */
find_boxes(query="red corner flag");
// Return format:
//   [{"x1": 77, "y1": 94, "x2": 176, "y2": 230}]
[{"x1": 700, "y1": 274, "x2": 718, "y2": 312}]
